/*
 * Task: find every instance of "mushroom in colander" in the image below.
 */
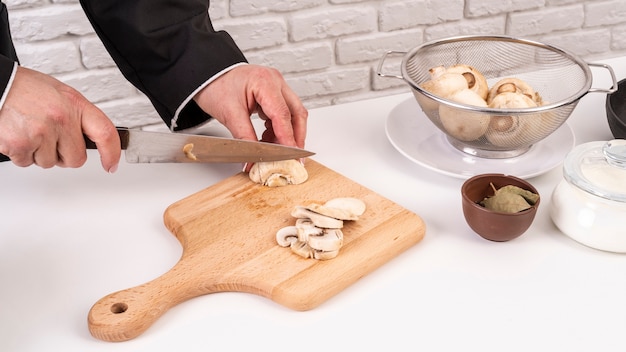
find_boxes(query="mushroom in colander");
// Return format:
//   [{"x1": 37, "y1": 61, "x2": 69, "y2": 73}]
[
  {"x1": 417, "y1": 73, "x2": 466, "y2": 114},
  {"x1": 485, "y1": 91, "x2": 543, "y2": 147},
  {"x1": 487, "y1": 77, "x2": 543, "y2": 106},
  {"x1": 418, "y1": 64, "x2": 489, "y2": 113},
  {"x1": 421, "y1": 71, "x2": 470, "y2": 98},
  {"x1": 444, "y1": 64, "x2": 489, "y2": 101},
  {"x1": 438, "y1": 88, "x2": 491, "y2": 142}
]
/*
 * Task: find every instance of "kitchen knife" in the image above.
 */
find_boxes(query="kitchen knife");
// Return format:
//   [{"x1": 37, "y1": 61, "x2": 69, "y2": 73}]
[
  {"x1": 84, "y1": 127, "x2": 315, "y2": 163},
  {"x1": 0, "y1": 127, "x2": 315, "y2": 164}
]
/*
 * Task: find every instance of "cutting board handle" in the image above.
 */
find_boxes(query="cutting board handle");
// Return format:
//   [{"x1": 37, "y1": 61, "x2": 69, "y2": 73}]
[{"x1": 88, "y1": 259, "x2": 216, "y2": 342}]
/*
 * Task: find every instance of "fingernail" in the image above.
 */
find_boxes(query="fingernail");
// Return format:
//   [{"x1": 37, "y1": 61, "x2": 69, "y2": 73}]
[{"x1": 108, "y1": 162, "x2": 119, "y2": 174}]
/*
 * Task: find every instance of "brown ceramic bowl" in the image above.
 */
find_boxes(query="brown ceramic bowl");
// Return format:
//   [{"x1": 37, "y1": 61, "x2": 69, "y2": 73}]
[{"x1": 461, "y1": 173, "x2": 540, "y2": 242}]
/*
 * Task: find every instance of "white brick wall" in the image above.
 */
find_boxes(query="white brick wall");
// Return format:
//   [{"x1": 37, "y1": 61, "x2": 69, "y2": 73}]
[{"x1": 5, "y1": 0, "x2": 626, "y2": 129}]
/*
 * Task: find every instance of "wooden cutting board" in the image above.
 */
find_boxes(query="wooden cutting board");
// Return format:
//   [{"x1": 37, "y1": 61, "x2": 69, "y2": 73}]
[{"x1": 87, "y1": 160, "x2": 425, "y2": 342}]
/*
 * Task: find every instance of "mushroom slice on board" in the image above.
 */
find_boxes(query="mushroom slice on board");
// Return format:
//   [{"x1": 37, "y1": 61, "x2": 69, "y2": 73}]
[
  {"x1": 304, "y1": 197, "x2": 366, "y2": 221},
  {"x1": 295, "y1": 218, "x2": 323, "y2": 242},
  {"x1": 290, "y1": 240, "x2": 313, "y2": 259},
  {"x1": 276, "y1": 226, "x2": 299, "y2": 247},
  {"x1": 312, "y1": 249, "x2": 339, "y2": 260},
  {"x1": 248, "y1": 159, "x2": 308, "y2": 187},
  {"x1": 307, "y1": 228, "x2": 344, "y2": 252},
  {"x1": 291, "y1": 206, "x2": 344, "y2": 229},
  {"x1": 324, "y1": 197, "x2": 366, "y2": 217}
]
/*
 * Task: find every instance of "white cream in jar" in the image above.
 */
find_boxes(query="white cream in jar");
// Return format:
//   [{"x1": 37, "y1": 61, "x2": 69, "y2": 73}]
[{"x1": 550, "y1": 140, "x2": 626, "y2": 252}]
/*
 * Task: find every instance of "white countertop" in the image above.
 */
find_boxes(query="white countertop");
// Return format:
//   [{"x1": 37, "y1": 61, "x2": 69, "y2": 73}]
[{"x1": 2, "y1": 56, "x2": 626, "y2": 352}]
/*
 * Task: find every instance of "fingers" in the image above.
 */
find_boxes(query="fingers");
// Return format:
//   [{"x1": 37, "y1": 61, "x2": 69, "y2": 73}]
[
  {"x1": 0, "y1": 106, "x2": 56, "y2": 168},
  {"x1": 219, "y1": 111, "x2": 260, "y2": 143},
  {"x1": 33, "y1": 138, "x2": 60, "y2": 169},
  {"x1": 79, "y1": 103, "x2": 121, "y2": 173},
  {"x1": 0, "y1": 67, "x2": 120, "y2": 172},
  {"x1": 0, "y1": 133, "x2": 62, "y2": 169},
  {"x1": 280, "y1": 86, "x2": 308, "y2": 149},
  {"x1": 5, "y1": 149, "x2": 34, "y2": 167},
  {"x1": 193, "y1": 64, "x2": 308, "y2": 154},
  {"x1": 267, "y1": 90, "x2": 308, "y2": 149},
  {"x1": 244, "y1": 67, "x2": 308, "y2": 149}
]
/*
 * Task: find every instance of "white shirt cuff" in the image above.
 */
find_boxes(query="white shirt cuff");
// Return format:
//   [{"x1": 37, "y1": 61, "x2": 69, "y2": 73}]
[
  {"x1": 0, "y1": 62, "x2": 18, "y2": 112},
  {"x1": 170, "y1": 62, "x2": 248, "y2": 132}
]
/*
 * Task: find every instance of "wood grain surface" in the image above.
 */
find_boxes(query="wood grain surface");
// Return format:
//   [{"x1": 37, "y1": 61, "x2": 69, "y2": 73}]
[{"x1": 87, "y1": 160, "x2": 426, "y2": 342}]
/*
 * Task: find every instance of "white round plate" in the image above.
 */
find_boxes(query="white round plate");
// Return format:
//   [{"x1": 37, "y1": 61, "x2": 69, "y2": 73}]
[{"x1": 385, "y1": 98, "x2": 576, "y2": 179}]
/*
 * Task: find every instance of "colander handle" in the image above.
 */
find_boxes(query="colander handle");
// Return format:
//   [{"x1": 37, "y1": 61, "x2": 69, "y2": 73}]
[
  {"x1": 376, "y1": 51, "x2": 406, "y2": 80},
  {"x1": 587, "y1": 62, "x2": 618, "y2": 94}
]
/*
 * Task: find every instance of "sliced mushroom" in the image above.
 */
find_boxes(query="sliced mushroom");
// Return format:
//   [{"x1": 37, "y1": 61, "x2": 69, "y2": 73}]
[
  {"x1": 276, "y1": 226, "x2": 299, "y2": 247},
  {"x1": 312, "y1": 249, "x2": 339, "y2": 260},
  {"x1": 485, "y1": 92, "x2": 542, "y2": 147},
  {"x1": 277, "y1": 196, "x2": 365, "y2": 261},
  {"x1": 304, "y1": 197, "x2": 366, "y2": 221},
  {"x1": 295, "y1": 218, "x2": 323, "y2": 242},
  {"x1": 290, "y1": 240, "x2": 313, "y2": 259},
  {"x1": 291, "y1": 206, "x2": 344, "y2": 229},
  {"x1": 249, "y1": 159, "x2": 308, "y2": 187},
  {"x1": 307, "y1": 228, "x2": 344, "y2": 252},
  {"x1": 324, "y1": 197, "x2": 366, "y2": 217},
  {"x1": 438, "y1": 89, "x2": 490, "y2": 142}
]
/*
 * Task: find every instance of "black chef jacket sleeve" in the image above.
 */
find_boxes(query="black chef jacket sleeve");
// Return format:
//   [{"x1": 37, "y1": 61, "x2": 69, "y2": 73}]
[
  {"x1": 0, "y1": 1, "x2": 17, "y2": 162},
  {"x1": 0, "y1": 1, "x2": 17, "y2": 103},
  {"x1": 79, "y1": 0, "x2": 248, "y2": 131}
]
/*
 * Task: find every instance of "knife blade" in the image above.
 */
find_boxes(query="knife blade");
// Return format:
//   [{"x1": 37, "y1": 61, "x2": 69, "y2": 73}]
[{"x1": 83, "y1": 127, "x2": 315, "y2": 163}]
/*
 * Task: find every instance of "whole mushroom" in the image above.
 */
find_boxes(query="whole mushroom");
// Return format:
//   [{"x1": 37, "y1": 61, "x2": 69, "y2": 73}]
[
  {"x1": 485, "y1": 91, "x2": 543, "y2": 147},
  {"x1": 418, "y1": 71, "x2": 471, "y2": 113},
  {"x1": 487, "y1": 77, "x2": 543, "y2": 106},
  {"x1": 438, "y1": 88, "x2": 490, "y2": 142},
  {"x1": 445, "y1": 64, "x2": 489, "y2": 101}
]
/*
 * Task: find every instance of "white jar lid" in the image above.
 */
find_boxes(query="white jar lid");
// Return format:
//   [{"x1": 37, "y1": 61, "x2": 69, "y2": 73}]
[{"x1": 563, "y1": 139, "x2": 626, "y2": 202}]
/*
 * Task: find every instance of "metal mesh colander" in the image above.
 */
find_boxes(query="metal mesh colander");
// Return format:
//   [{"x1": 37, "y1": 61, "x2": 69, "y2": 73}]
[{"x1": 378, "y1": 35, "x2": 617, "y2": 158}]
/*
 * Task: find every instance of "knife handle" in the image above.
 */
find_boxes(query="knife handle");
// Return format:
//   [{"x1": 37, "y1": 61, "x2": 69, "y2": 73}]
[
  {"x1": 0, "y1": 127, "x2": 132, "y2": 161},
  {"x1": 84, "y1": 126, "x2": 130, "y2": 150}
]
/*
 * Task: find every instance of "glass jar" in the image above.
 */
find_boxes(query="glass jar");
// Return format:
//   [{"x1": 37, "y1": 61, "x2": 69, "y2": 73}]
[{"x1": 550, "y1": 139, "x2": 626, "y2": 252}]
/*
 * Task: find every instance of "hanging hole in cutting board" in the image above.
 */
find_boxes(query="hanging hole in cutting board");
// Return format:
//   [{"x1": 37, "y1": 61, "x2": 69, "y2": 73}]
[{"x1": 111, "y1": 302, "x2": 128, "y2": 314}]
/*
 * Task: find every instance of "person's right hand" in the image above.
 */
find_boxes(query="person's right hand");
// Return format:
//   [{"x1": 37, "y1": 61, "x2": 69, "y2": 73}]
[{"x1": 0, "y1": 66, "x2": 121, "y2": 172}]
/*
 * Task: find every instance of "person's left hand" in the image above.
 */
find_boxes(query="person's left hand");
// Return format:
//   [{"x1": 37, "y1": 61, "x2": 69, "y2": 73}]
[{"x1": 193, "y1": 64, "x2": 308, "y2": 160}]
